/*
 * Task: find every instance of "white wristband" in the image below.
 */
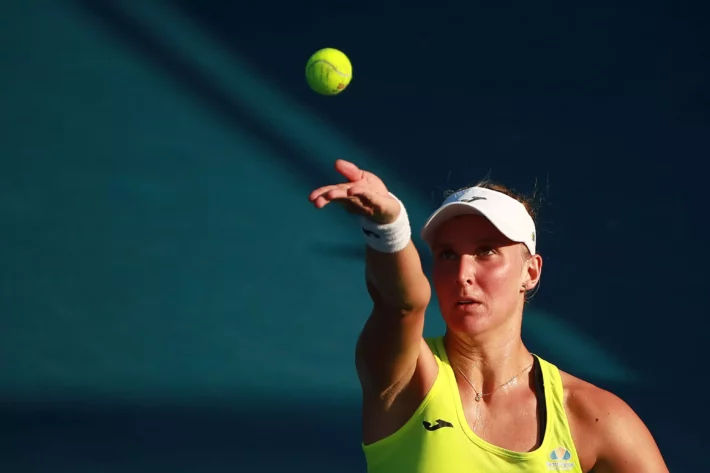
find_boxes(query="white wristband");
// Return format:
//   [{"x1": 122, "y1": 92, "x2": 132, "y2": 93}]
[{"x1": 361, "y1": 194, "x2": 412, "y2": 253}]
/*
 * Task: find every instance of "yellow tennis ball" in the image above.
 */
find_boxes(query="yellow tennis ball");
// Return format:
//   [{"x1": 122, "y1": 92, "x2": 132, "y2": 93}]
[{"x1": 305, "y1": 48, "x2": 352, "y2": 96}]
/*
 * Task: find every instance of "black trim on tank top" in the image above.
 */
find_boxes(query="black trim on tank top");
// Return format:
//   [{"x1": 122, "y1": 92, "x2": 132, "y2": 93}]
[{"x1": 533, "y1": 355, "x2": 547, "y2": 444}]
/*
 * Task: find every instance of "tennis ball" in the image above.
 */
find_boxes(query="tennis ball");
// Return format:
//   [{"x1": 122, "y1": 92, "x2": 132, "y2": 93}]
[{"x1": 305, "y1": 48, "x2": 352, "y2": 96}]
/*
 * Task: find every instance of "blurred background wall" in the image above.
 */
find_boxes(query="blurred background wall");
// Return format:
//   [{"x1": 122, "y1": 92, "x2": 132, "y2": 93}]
[{"x1": 1, "y1": 1, "x2": 707, "y2": 471}]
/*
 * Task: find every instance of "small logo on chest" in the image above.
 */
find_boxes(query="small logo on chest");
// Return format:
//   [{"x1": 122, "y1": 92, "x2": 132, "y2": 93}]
[
  {"x1": 422, "y1": 419, "x2": 454, "y2": 431},
  {"x1": 547, "y1": 446, "x2": 575, "y2": 471}
]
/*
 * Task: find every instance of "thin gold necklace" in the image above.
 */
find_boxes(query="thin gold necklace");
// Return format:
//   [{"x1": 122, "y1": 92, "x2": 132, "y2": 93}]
[{"x1": 450, "y1": 359, "x2": 535, "y2": 402}]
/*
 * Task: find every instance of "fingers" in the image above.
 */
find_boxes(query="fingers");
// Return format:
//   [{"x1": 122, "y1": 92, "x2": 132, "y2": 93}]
[
  {"x1": 307, "y1": 160, "x2": 363, "y2": 202},
  {"x1": 309, "y1": 182, "x2": 354, "y2": 208},
  {"x1": 334, "y1": 159, "x2": 365, "y2": 182},
  {"x1": 308, "y1": 184, "x2": 338, "y2": 202},
  {"x1": 308, "y1": 160, "x2": 380, "y2": 212}
]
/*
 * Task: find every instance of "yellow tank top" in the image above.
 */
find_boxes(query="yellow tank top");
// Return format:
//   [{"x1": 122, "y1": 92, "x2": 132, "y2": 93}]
[{"x1": 362, "y1": 336, "x2": 583, "y2": 472}]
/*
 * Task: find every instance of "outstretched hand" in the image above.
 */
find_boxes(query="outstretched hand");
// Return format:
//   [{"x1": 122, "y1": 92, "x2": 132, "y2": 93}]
[{"x1": 308, "y1": 160, "x2": 401, "y2": 224}]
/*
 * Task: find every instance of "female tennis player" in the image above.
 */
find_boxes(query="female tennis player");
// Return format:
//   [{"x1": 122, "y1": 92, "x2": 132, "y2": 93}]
[{"x1": 309, "y1": 160, "x2": 668, "y2": 473}]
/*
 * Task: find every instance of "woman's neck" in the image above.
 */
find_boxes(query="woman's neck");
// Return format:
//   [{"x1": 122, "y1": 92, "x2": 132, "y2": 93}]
[{"x1": 444, "y1": 329, "x2": 534, "y2": 395}]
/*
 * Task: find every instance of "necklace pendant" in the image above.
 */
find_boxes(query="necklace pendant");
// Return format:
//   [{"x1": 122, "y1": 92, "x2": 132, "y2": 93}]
[{"x1": 475, "y1": 393, "x2": 481, "y2": 402}]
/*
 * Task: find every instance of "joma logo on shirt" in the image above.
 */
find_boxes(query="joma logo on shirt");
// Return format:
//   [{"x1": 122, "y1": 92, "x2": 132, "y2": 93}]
[{"x1": 422, "y1": 419, "x2": 453, "y2": 431}]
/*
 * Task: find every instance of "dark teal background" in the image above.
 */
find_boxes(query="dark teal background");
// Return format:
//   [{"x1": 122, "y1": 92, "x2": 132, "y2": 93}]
[{"x1": 2, "y1": 1, "x2": 707, "y2": 471}]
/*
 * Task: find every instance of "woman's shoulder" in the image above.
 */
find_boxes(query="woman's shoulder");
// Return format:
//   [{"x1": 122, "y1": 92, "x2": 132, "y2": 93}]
[
  {"x1": 558, "y1": 370, "x2": 667, "y2": 471},
  {"x1": 558, "y1": 370, "x2": 633, "y2": 427}
]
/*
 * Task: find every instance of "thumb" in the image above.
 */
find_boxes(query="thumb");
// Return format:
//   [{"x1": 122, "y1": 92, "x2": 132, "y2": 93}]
[{"x1": 334, "y1": 159, "x2": 365, "y2": 182}]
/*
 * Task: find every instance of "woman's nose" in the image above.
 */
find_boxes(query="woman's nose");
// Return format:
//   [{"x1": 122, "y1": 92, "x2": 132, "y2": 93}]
[{"x1": 456, "y1": 256, "x2": 475, "y2": 286}]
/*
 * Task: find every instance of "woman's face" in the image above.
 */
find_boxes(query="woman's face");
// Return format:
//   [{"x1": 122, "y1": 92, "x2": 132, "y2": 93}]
[{"x1": 431, "y1": 214, "x2": 540, "y2": 337}]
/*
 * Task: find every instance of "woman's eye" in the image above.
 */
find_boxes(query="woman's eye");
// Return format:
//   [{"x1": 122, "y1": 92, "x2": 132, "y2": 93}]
[
  {"x1": 437, "y1": 249, "x2": 456, "y2": 260},
  {"x1": 479, "y1": 247, "x2": 495, "y2": 257}
]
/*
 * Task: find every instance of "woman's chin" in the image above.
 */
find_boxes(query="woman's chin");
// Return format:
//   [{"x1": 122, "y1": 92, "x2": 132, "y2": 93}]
[{"x1": 442, "y1": 306, "x2": 495, "y2": 335}]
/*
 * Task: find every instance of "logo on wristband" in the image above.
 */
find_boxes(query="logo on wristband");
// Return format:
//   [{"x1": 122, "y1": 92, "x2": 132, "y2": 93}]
[{"x1": 362, "y1": 228, "x2": 381, "y2": 238}]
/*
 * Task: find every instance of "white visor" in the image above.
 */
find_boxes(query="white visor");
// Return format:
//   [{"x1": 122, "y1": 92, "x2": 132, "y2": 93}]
[{"x1": 420, "y1": 187, "x2": 536, "y2": 254}]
